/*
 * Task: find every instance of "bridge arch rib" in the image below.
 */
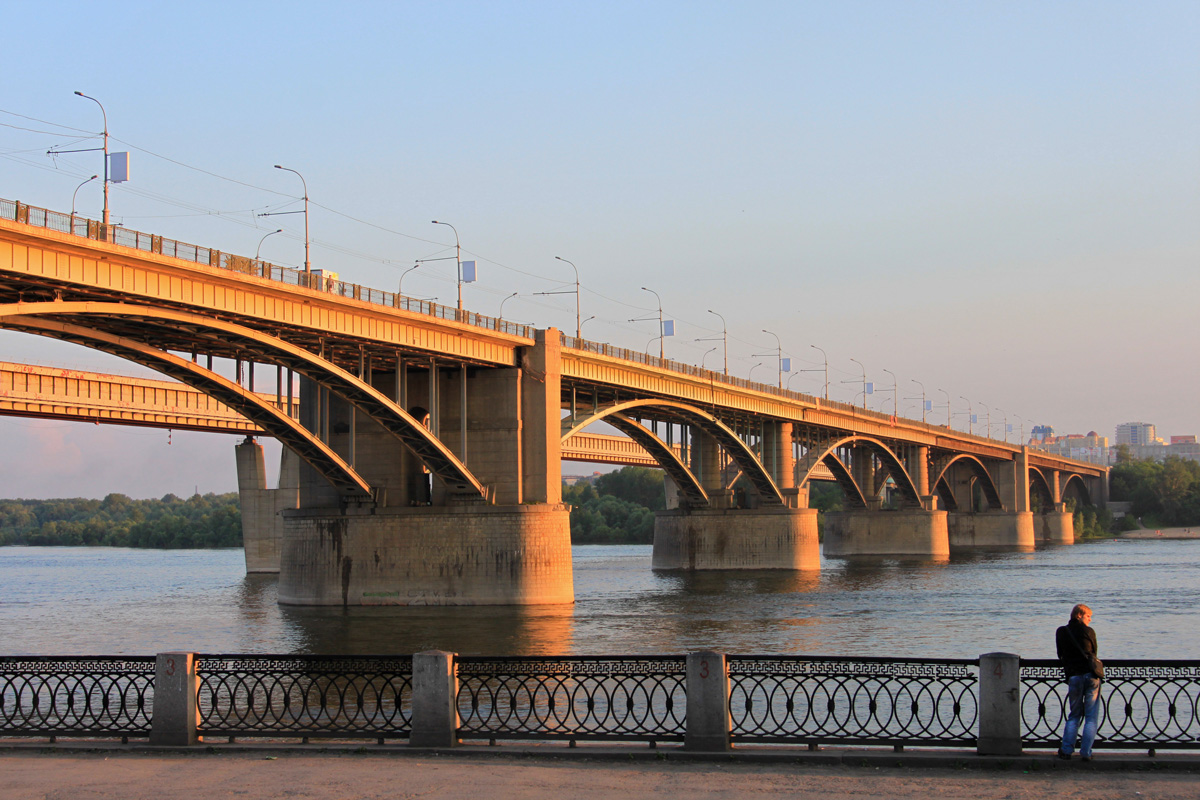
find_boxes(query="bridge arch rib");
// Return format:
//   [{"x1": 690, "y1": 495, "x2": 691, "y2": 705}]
[
  {"x1": 1028, "y1": 467, "x2": 1056, "y2": 510},
  {"x1": 561, "y1": 398, "x2": 784, "y2": 506},
  {"x1": 929, "y1": 454, "x2": 1005, "y2": 512},
  {"x1": 1062, "y1": 473, "x2": 1092, "y2": 507},
  {"x1": 794, "y1": 435, "x2": 922, "y2": 509},
  {"x1": 0, "y1": 302, "x2": 485, "y2": 499}
]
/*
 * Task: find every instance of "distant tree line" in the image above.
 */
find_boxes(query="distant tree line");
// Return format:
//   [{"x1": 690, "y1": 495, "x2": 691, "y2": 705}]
[
  {"x1": 0, "y1": 493, "x2": 242, "y2": 549},
  {"x1": 1109, "y1": 447, "x2": 1200, "y2": 529}
]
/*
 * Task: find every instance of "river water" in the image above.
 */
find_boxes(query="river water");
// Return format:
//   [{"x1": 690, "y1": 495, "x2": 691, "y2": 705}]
[{"x1": 1, "y1": 540, "x2": 1197, "y2": 660}]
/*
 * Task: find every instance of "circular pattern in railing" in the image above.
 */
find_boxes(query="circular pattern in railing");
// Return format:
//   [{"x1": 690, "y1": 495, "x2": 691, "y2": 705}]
[{"x1": 0, "y1": 657, "x2": 155, "y2": 735}]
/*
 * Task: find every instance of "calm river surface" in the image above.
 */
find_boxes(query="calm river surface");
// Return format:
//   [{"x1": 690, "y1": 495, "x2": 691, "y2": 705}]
[{"x1": 2, "y1": 540, "x2": 1197, "y2": 659}]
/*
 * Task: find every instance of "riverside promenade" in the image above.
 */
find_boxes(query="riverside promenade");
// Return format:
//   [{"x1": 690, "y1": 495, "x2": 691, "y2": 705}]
[{"x1": 2, "y1": 744, "x2": 1200, "y2": 800}]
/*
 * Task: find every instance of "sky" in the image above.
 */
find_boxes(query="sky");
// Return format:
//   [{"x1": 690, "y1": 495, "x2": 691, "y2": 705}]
[{"x1": 1, "y1": 1, "x2": 1197, "y2": 499}]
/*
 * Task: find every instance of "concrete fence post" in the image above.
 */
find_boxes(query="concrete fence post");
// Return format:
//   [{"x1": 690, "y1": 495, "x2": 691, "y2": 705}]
[
  {"x1": 977, "y1": 652, "x2": 1022, "y2": 755},
  {"x1": 410, "y1": 650, "x2": 459, "y2": 748},
  {"x1": 150, "y1": 652, "x2": 199, "y2": 746},
  {"x1": 685, "y1": 651, "x2": 730, "y2": 751}
]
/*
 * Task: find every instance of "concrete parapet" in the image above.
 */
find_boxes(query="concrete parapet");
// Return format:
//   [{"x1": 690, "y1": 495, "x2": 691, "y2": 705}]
[
  {"x1": 823, "y1": 509, "x2": 949, "y2": 558},
  {"x1": 411, "y1": 651, "x2": 459, "y2": 748},
  {"x1": 277, "y1": 504, "x2": 574, "y2": 606},
  {"x1": 149, "y1": 652, "x2": 199, "y2": 746},
  {"x1": 948, "y1": 512, "x2": 1035, "y2": 550},
  {"x1": 978, "y1": 652, "x2": 1022, "y2": 755},
  {"x1": 685, "y1": 651, "x2": 730, "y2": 751},
  {"x1": 651, "y1": 508, "x2": 820, "y2": 571},
  {"x1": 1038, "y1": 509, "x2": 1075, "y2": 545}
]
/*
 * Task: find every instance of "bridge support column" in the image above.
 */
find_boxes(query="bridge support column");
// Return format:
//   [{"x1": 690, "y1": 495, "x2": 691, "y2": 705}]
[
  {"x1": 947, "y1": 511, "x2": 1035, "y2": 549},
  {"x1": 235, "y1": 437, "x2": 299, "y2": 573},
  {"x1": 279, "y1": 329, "x2": 573, "y2": 606},
  {"x1": 1038, "y1": 505, "x2": 1075, "y2": 545},
  {"x1": 651, "y1": 507, "x2": 819, "y2": 570},
  {"x1": 823, "y1": 510, "x2": 949, "y2": 558},
  {"x1": 690, "y1": 429, "x2": 729, "y2": 508}
]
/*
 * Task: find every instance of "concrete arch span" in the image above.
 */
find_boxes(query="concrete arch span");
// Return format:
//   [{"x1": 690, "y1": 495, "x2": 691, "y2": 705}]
[
  {"x1": 561, "y1": 398, "x2": 784, "y2": 506},
  {"x1": 0, "y1": 302, "x2": 485, "y2": 499},
  {"x1": 1029, "y1": 467, "x2": 1055, "y2": 509},
  {"x1": 602, "y1": 413, "x2": 708, "y2": 508},
  {"x1": 1061, "y1": 473, "x2": 1092, "y2": 507},
  {"x1": 929, "y1": 454, "x2": 1005, "y2": 512},
  {"x1": 1, "y1": 314, "x2": 374, "y2": 498},
  {"x1": 795, "y1": 435, "x2": 922, "y2": 509}
]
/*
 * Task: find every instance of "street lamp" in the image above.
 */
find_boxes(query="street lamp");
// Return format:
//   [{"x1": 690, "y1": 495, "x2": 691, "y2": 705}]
[
  {"x1": 431, "y1": 220, "x2": 463, "y2": 311},
  {"x1": 960, "y1": 396, "x2": 974, "y2": 435},
  {"x1": 71, "y1": 174, "x2": 98, "y2": 219},
  {"x1": 255, "y1": 228, "x2": 283, "y2": 260},
  {"x1": 272, "y1": 166, "x2": 310, "y2": 276},
  {"x1": 760, "y1": 329, "x2": 784, "y2": 388},
  {"x1": 1015, "y1": 414, "x2": 1025, "y2": 444},
  {"x1": 499, "y1": 292, "x2": 519, "y2": 319},
  {"x1": 911, "y1": 379, "x2": 926, "y2": 423},
  {"x1": 979, "y1": 401, "x2": 991, "y2": 440},
  {"x1": 997, "y1": 407, "x2": 1007, "y2": 442},
  {"x1": 748, "y1": 362, "x2": 765, "y2": 382},
  {"x1": 810, "y1": 345, "x2": 829, "y2": 401},
  {"x1": 580, "y1": 315, "x2": 596, "y2": 335},
  {"x1": 850, "y1": 358, "x2": 867, "y2": 408},
  {"x1": 938, "y1": 389, "x2": 950, "y2": 426},
  {"x1": 73, "y1": 92, "x2": 109, "y2": 226},
  {"x1": 699, "y1": 310, "x2": 728, "y2": 375},
  {"x1": 882, "y1": 368, "x2": 897, "y2": 416},
  {"x1": 634, "y1": 287, "x2": 665, "y2": 359},
  {"x1": 700, "y1": 346, "x2": 718, "y2": 370},
  {"x1": 557, "y1": 257, "x2": 582, "y2": 339}
]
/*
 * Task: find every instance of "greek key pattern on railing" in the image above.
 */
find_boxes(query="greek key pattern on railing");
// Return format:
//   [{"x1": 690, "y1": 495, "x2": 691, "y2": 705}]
[
  {"x1": 728, "y1": 656, "x2": 979, "y2": 745},
  {"x1": 195, "y1": 655, "x2": 413, "y2": 738},
  {"x1": 1021, "y1": 659, "x2": 1200, "y2": 750},
  {"x1": 0, "y1": 656, "x2": 155, "y2": 737},
  {"x1": 456, "y1": 656, "x2": 687, "y2": 741}
]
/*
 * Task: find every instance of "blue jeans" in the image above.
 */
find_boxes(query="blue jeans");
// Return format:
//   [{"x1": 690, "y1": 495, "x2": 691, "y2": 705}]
[{"x1": 1059, "y1": 673, "x2": 1101, "y2": 757}]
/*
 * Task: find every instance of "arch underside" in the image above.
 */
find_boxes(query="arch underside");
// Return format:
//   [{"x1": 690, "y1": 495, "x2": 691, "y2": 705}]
[
  {"x1": 1061, "y1": 473, "x2": 1092, "y2": 506},
  {"x1": 0, "y1": 302, "x2": 485, "y2": 500},
  {"x1": 562, "y1": 399, "x2": 784, "y2": 506},
  {"x1": 930, "y1": 454, "x2": 1005, "y2": 512},
  {"x1": 1029, "y1": 467, "x2": 1055, "y2": 508},
  {"x1": 795, "y1": 436, "x2": 922, "y2": 510}
]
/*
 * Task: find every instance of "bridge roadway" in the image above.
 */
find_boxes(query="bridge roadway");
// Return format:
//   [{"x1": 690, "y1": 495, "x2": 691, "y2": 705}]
[{"x1": 0, "y1": 198, "x2": 1107, "y2": 606}]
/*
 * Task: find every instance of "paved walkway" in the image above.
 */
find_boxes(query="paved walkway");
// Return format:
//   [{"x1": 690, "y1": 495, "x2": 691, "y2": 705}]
[{"x1": 2, "y1": 743, "x2": 1198, "y2": 800}]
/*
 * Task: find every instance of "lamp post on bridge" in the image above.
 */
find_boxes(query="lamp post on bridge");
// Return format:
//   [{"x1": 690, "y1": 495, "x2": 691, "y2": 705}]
[
  {"x1": 979, "y1": 401, "x2": 991, "y2": 440},
  {"x1": 850, "y1": 358, "x2": 867, "y2": 409},
  {"x1": 997, "y1": 407, "x2": 1007, "y2": 442},
  {"x1": 882, "y1": 368, "x2": 897, "y2": 417},
  {"x1": 960, "y1": 396, "x2": 974, "y2": 435},
  {"x1": 271, "y1": 165, "x2": 311, "y2": 277},
  {"x1": 430, "y1": 220, "x2": 464, "y2": 311},
  {"x1": 758, "y1": 329, "x2": 785, "y2": 388},
  {"x1": 255, "y1": 228, "x2": 283, "y2": 261},
  {"x1": 697, "y1": 310, "x2": 728, "y2": 375},
  {"x1": 700, "y1": 347, "x2": 718, "y2": 370},
  {"x1": 630, "y1": 287, "x2": 667, "y2": 359},
  {"x1": 499, "y1": 292, "x2": 519, "y2": 319},
  {"x1": 74, "y1": 92, "x2": 109, "y2": 227},
  {"x1": 1015, "y1": 414, "x2": 1025, "y2": 444},
  {"x1": 938, "y1": 388, "x2": 950, "y2": 426},
  {"x1": 810, "y1": 345, "x2": 829, "y2": 401},
  {"x1": 748, "y1": 362, "x2": 765, "y2": 382},
  {"x1": 911, "y1": 379, "x2": 926, "y2": 423}
]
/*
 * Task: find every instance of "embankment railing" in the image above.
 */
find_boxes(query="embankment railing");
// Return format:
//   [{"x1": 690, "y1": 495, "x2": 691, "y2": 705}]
[{"x1": 3, "y1": 651, "x2": 1198, "y2": 753}]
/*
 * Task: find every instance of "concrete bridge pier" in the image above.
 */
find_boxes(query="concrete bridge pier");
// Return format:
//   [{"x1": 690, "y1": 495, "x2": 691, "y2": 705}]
[
  {"x1": 652, "y1": 507, "x2": 820, "y2": 570},
  {"x1": 947, "y1": 511, "x2": 1035, "y2": 549},
  {"x1": 235, "y1": 437, "x2": 299, "y2": 573},
  {"x1": 822, "y1": 509, "x2": 950, "y2": 558},
  {"x1": 277, "y1": 329, "x2": 573, "y2": 606},
  {"x1": 1038, "y1": 504, "x2": 1075, "y2": 545}
]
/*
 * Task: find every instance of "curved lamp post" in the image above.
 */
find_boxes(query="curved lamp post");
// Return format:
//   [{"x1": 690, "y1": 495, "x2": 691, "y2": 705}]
[
  {"x1": 71, "y1": 174, "x2": 98, "y2": 220},
  {"x1": 430, "y1": 220, "x2": 463, "y2": 311},
  {"x1": 960, "y1": 396, "x2": 974, "y2": 435},
  {"x1": 74, "y1": 92, "x2": 109, "y2": 226},
  {"x1": 810, "y1": 345, "x2": 829, "y2": 401},
  {"x1": 273, "y1": 166, "x2": 310, "y2": 276},
  {"x1": 255, "y1": 228, "x2": 284, "y2": 260},
  {"x1": 911, "y1": 379, "x2": 926, "y2": 423},
  {"x1": 850, "y1": 358, "x2": 867, "y2": 408},
  {"x1": 938, "y1": 388, "x2": 951, "y2": 426},
  {"x1": 882, "y1": 368, "x2": 897, "y2": 416}
]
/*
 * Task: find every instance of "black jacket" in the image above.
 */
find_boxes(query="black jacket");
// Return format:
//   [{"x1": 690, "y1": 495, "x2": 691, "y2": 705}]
[{"x1": 1056, "y1": 618, "x2": 1099, "y2": 678}]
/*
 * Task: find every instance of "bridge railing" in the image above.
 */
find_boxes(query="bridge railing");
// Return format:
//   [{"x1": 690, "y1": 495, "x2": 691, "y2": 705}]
[
  {"x1": 5, "y1": 651, "x2": 1198, "y2": 753},
  {"x1": 0, "y1": 197, "x2": 534, "y2": 341}
]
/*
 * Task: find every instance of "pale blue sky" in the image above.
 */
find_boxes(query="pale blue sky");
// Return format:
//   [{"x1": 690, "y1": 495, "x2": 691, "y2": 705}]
[{"x1": 1, "y1": 1, "x2": 1197, "y2": 497}]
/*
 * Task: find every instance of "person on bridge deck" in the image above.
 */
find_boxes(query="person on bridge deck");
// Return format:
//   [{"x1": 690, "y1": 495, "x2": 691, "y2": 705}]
[{"x1": 1055, "y1": 603, "x2": 1102, "y2": 761}]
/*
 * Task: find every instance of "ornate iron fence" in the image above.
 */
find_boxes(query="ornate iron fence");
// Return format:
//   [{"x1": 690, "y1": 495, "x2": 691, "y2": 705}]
[
  {"x1": 1021, "y1": 659, "x2": 1200, "y2": 751},
  {"x1": 456, "y1": 656, "x2": 687, "y2": 742},
  {"x1": 195, "y1": 655, "x2": 413, "y2": 739},
  {"x1": 0, "y1": 656, "x2": 155, "y2": 738},
  {"x1": 728, "y1": 656, "x2": 979, "y2": 747}
]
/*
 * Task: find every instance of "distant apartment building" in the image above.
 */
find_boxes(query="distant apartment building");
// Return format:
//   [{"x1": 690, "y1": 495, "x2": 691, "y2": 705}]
[
  {"x1": 1116, "y1": 422, "x2": 1159, "y2": 447},
  {"x1": 1030, "y1": 431, "x2": 1109, "y2": 464}
]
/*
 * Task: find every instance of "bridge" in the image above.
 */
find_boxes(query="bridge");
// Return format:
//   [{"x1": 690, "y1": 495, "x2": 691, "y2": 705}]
[{"x1": 0, "y1": 197, "x2": 1107, "y2": 606}]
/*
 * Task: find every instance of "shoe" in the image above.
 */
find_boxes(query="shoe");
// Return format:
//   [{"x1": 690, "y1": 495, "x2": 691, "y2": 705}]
[
  {"x1": 1081, "y1": 756, "x2": 1092, "y2": 762},
  {"x1": 1058, "y1": 750, "x2": 1072, "y2": 760}
]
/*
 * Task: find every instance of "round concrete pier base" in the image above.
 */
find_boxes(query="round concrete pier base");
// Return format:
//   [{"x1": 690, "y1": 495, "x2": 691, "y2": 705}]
[
  {"x1": 651, "y1": 507, "x2": 820, "y2": 570},
  {"x1": 823, "y1": 509, "x2": 950, "y2": 558},
  {"x1": 948, "y1": 512, "x2": 1035, "y2": 550},
  {"x1": 1038, "y1": 510, "x2": 1075, "y2": 545},
  {"x1": 279, "y1": 504, "x2": 574, "y2": 606}
]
